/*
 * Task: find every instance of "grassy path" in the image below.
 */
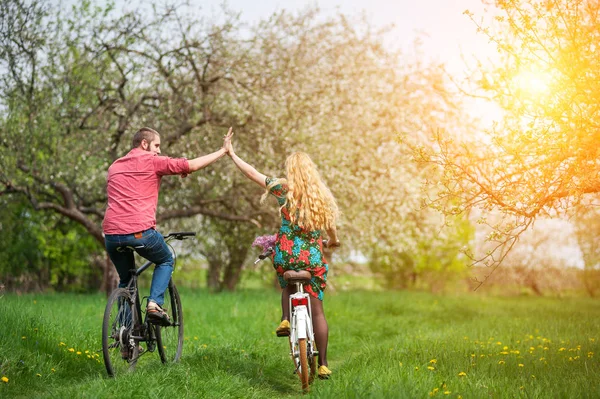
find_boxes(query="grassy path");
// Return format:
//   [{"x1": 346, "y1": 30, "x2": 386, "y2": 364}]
[{"x1": 1, "y1": 289, "x2": 599, "y2": 398}]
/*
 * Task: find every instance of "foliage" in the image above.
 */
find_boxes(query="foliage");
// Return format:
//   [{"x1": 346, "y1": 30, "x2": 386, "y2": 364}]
[
  {"x1": 570, "y1": 201, "x2": 600, "y2": 297},
  {"x1": 368, "y1": 212, "x2": 473, "y2": 291},
  {"x1": 404, "y1": 0, "x2": 600, "y2": 268},
  {"x1": 0, "y1": 197, "x2": 101, "y2": 292},
  {"x1": 0, "y1": 0, "x2": 472, "y2": 291},
  {"x1": 1, "y1": 289, "x2": 600, "y2": 397}
]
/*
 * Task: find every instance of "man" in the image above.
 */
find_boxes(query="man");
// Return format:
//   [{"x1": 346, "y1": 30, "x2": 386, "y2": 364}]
[{"x1": 102, "y1": 127, "x2": 231, "y2": 324}]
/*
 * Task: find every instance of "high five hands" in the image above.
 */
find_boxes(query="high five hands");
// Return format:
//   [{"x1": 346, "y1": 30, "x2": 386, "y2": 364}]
[{"x1": 223, "y1": 127, "x2": 234, "y2": 156}]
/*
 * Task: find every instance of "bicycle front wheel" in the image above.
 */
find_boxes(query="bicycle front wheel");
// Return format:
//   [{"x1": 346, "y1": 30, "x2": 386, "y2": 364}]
[
  {"x1": 156, "y1": 281, "x2": 184, "y2": 363},
  {"x1": 102, "y1": 288, "x2": 139, "y2": 377}
]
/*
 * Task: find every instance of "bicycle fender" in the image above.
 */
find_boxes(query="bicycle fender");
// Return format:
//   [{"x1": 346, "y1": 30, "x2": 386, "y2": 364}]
[{"x1": 296, "y1": 306, "x2": 308, "y2": 340}]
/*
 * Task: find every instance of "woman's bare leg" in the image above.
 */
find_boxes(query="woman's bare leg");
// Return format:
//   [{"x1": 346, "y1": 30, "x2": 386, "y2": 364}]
[{"x1": 281, "y1": 285, "x2": 295, "y2": 321}]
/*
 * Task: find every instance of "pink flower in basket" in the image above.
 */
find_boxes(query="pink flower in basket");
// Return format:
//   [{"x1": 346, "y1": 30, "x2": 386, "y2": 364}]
[{"x1": 252, "y1": 234, "x2": 277, "y2": 251}]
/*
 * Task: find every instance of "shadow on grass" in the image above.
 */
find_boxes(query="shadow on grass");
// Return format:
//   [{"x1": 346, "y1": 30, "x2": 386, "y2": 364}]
[{"x1": 182, "y1": 345, "x2": 302, "y2": 395}]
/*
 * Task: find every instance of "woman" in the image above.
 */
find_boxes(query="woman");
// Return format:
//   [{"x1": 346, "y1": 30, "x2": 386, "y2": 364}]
[{"x1": 225, "y1": 134, "x2": 340, "y2": 379}]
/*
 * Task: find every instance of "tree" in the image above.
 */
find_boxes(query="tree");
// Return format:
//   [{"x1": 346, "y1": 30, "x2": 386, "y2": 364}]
[
  {"x1": 1, "y1": 0, "x2": 472, "y2": 292},
  {"x1": 404, "y1": 0, "x2": 600, "y2": 270}
]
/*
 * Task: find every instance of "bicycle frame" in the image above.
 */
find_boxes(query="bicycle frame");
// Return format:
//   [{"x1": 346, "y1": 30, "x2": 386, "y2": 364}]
[{"x1": 289, "y1": 285, "x2": 314, "y2": 342}]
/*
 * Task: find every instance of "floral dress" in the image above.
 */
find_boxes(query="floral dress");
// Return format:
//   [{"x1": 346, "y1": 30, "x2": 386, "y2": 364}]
[{"x1": 266, "y1": 177, "x2": 329, "y2": 300}]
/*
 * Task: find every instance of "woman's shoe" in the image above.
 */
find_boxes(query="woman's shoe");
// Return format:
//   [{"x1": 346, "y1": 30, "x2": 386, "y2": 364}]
[
  {"x1": 275, "y1": 320, "x2": 290, "y2": 337},
  {"x1": 318, "y1": 365, "x2": 332, "y2": 379}
]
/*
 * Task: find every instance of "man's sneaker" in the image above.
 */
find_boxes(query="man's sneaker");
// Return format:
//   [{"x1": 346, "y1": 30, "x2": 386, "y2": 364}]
[
  {"x1": 275, "y1": 320, "x2": 290, "y2": 337},
  {"x1": 147, "y1": 301, "x2": 171, "y2": 326},
  {"x1": 318, "y1": 365, "x2": 332, "y2": 379}
]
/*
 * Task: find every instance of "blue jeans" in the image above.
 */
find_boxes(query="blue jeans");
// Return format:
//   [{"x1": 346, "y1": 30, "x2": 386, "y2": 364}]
[{"x1": 104, "y1": 228, "x2": 173, "y2": 306}]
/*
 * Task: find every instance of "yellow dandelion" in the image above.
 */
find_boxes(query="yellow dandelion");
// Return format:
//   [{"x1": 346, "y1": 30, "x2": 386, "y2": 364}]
[
  {"x1": 458, "y1": 371, "x2": 467, "y2": 377},
  {"x1": 68, "y1": 348, "x2": 75, "y2": 352},
  {"x1": 432, "y1": 388, "x2": 439, "y2": 393},
  {"x1": 87, "y1": 355, "x2": 91, "y2": 359},
  {"x1": 470, "y1": 354, "x2": 475, "y2": 358},
  {"x1": 500, "y1": 351, "x2": 509, "y2": 355},
  {"x1": 518, "y1": 364, "x2": 524, "y2": 367},
  {"x1": 427, "y1": 366, "x2": 435, "y2": 371},
  {"x1": 415, "y1": 366, "x2": 419, "y2": 371},
  {"x1": 543, "y1": 347, "x2": 549, "y2": 350},
  {"x1": 201, "y1": 344, "x2": 208, "y2": 348},
  {"x1": 539, "y1": 357, "x2": 545, "y2": 361},
  {"x1": 1, "y1": 376, "x2": 8, "y2": 383},
  {"x1": 36, "y1": 373, "x2": 41, "y2": 377},
  {"x1": 51, "y1": 368, "x2": 56, "y2": 372},
  {"x1": 559, "y1": 347, "x2": 566, "y2": 352},
  {"x1": 513, "y1": 350, "x2": 520, "y2": 355},
  {"x1": 496, "y1": 341, "x2": 502, "y2": 345},
  {"x1": 590, "y1": 338, "x2": 596, "y2": 342},
  {"x1": 588, "y1": 352, "x2": 593, "y2": 358},
  {"x1": 530, "y1": 347, "x2": 535, "y2": 351},
  {"x1": 85, "y1": 350, "x2": 89, "y2": 354},
  {"x1": 569, "y1": 357, "x2": 574, "y2": 361},
  {"x1": 430, "y1": 359, "x2": 437, "y2": 364},
  {"x1": 503, "y1": 346, "x2": 508, "y2": 350},
  {"x1": 59, "y1": 342, "x2": 66, "y2": 347},
  {"x1": 498, "y1": 360, "x2": 505, "y2": 365},
  {"x1": 444, "y1": 391, "x2": 451, "y2": 395},
  {"x1": 480, "y1": 354, "x2": 485, "y2": 358},
  {"x1": 76, "y1": 351, "x2": 81, "y2": 355}
]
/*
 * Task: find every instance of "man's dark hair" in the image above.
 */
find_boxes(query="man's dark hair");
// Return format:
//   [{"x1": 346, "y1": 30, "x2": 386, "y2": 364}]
[{"x1": 132, "y1": 127, "x2": 159, "y2": 149}]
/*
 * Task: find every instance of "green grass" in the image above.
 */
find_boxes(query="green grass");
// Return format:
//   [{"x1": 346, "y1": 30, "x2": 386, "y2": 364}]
[{"x1": 1, "y1": 288, "x2": 599, "y2": 398}]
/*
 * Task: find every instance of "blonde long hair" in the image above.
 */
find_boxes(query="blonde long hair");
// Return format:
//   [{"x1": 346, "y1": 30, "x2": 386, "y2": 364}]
[{"x1": 263, "y1": 152, "x2": 339, "y2": 231}]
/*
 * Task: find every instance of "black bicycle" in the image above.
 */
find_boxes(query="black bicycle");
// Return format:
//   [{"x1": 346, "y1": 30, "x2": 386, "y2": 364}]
[{"x1": 101, "y1": 231, "x2": 195, "y2": 377}]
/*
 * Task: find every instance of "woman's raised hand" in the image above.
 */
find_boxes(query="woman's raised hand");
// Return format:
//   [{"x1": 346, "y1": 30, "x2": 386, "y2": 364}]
[{"x1": 223, "y1": 126, "x2": 234, "y2": 155}]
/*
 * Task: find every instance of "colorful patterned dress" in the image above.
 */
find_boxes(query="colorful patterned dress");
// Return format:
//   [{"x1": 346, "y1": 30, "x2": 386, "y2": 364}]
[{"x1": 266, "y1": 177, "x2": 329, "y2": 300}]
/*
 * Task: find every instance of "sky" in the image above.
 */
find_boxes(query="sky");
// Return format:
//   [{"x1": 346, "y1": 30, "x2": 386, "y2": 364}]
[{"x1": 193, "y1": 0, "x2": 497, "y2": 75}]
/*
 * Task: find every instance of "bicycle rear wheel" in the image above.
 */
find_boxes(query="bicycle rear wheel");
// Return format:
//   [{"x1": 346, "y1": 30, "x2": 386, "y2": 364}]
[
  {"x1": 298, "y1": 338, "x2": 310, "y2": 391},
  {"x1": 156, "y1": 281, "x2": 184, "y2": 363},
  {"x1": 308, "y1": 340, "x2": 317, "y2": 383},
  {"x1": 102, "y1": 288, "x2": 140, "y2": 377}
]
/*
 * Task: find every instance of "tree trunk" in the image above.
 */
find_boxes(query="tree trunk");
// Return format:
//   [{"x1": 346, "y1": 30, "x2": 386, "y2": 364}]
[
  {"x1": 222, "y1": 247, "x2": 249, "y2": 291},
  {"x1": 207, "y1": 261, "x2": 222, "y2": 292}
]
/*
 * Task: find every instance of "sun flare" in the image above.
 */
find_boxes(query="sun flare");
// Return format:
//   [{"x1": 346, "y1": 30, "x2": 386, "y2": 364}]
[{"x1": 512, "y1": 69, "x2": 553, "y2": 96}]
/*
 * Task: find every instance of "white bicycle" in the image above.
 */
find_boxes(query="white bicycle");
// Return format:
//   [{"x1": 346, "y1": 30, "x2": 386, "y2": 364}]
[{"x1": 255, "y1": 242, "x2": 320, "y2": 391}]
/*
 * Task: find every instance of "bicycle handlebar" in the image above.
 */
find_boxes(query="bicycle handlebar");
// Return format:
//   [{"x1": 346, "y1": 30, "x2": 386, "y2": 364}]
[{"x1": 163, "y1": 232, "x2": 196, "y2": 240}]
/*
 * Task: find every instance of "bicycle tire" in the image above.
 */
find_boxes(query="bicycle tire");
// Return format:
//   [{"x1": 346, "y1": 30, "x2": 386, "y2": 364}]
[
  {"x1": 102, "y1": 288, "x2": 139, "y2": 377},
  {"x1": 308, "y1": 340, "x2": 317, "y2": 384},
  {"x1": 298, "y1": 338, "x2": 310, "y2": 391},
  {"x1": 156, "y1": 281, "x2": 184, "y2": 363}
]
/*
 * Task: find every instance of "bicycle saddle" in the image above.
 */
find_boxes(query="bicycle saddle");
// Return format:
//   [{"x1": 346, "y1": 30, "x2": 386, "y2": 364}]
[{"x1": 283, "y1": 270, "x2": 312, "y2": 284}]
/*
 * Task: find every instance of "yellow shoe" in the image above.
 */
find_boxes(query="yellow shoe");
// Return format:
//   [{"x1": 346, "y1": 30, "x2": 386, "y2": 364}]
[
  {"x1": 318, "y1": 365, "x2": 332, "y2": 379},
  {"x1": 275, "y1": 320, "x2": 290, "y2": 337}
]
